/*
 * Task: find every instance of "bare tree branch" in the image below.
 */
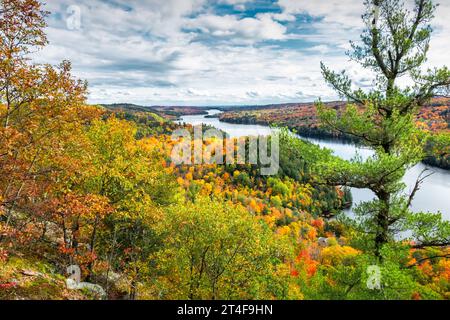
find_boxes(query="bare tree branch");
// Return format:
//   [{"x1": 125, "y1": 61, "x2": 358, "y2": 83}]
[{"x1": 406, "y1": 168, "x2": 434, "y2": 208}]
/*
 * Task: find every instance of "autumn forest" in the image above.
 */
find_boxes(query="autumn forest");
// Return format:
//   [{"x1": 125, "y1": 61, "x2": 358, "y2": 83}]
[{"x1": 1, "y1": 0, "x2": 450, "y2": 302}]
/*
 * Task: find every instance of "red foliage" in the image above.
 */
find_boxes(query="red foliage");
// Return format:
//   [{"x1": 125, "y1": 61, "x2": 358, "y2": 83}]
[
  {"x1": 295, "y1": 249, "x2": 319, "y2": 277},
  {"x1": 311, "y1": 218, "x2": 325, "y2": 230},
  {"x1": 411, "y1": 292, "x2": 421, "y2": 300},
  {"x1": 0, "y1": 282, "x2": 18, "y2": 289}
]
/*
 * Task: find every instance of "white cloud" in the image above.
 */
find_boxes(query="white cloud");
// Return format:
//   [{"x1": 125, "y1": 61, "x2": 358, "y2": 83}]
[
  {"x1": 277, "y1": 0, "x2": 365, "y2": 28},
  {"x1": 28, "y1": 0, "x2": 450, "y2": 106},
  {"x1": 185, "y1": 14, "x2": 287, "y2": 41},
  {"x1": 218, "y1": 0, "x2": 252, "y2": 10}
]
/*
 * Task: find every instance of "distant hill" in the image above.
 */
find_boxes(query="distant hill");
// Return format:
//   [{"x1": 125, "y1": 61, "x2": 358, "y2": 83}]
[
  {"x1": 218, "y1": 98, "x2": 450, "y2": 144},
  {"x1": 99, "y1": 98, "x2": 450, "y2": 131},
  {"x1": 216, "y1": 102, "x2": 342, "y2": 112},
  {"x1": 99, "y1": 103, "x2": 208, "y2": 119},
  {"x1": 100, "y1": 103, "x2": 169, "y2": 123},
  {"x1": 100, "y1": 103, "x2": 160, "y2": 113}
]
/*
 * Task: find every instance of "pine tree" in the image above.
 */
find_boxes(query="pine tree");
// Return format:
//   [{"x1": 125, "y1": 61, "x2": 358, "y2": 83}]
[{"x1": 318, "y1": 0, "x2": 450, "y2": 258}]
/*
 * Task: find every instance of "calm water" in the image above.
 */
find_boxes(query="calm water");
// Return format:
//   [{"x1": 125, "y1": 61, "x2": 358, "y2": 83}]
[{"x1": 179, "y1": 110, "x2": 450, "y2": 220}]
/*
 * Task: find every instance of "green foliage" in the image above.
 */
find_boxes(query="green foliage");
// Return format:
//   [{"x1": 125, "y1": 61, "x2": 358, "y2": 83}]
[
  {"x1": 424, "y1": 132, "x2": 450, "y2": 169},
  {"x1": 85, "y1": 117, "x2": 181, "y2": 207},
  {"x1": 268, "y1": 178, "x2": 290, "y2": 196},
  {"x1": 405, "y1": 212, "x2": 450, "y2": 247},
  {"x1": 1, "y1": 0, "x2": 448, "y2": 301},
  {"x1": 234, "y1": 171, "x2": 252, "y2": 187},
  {"x1": 317, "y1": 0, "x2": 450, "y2": 258},
  {"x1": 154, "y1": 197, "x2": 293, "y2": 300},
  {"x1": 303, "y1": 244, "x2": 443, "y2": 300}
]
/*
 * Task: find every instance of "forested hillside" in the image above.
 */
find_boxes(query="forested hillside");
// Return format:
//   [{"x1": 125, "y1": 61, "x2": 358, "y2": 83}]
[
  {"x1": 219, "y1": 99, "x2": 450, "y2": 169},
  {"x1": 1, "y1": 0, "x2": 449, "y2": 301}
]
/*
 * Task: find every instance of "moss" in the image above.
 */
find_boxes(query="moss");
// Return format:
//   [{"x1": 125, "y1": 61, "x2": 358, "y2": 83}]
[{"x1": 0, "y1": 255, "x2": 89, "y2": 300}]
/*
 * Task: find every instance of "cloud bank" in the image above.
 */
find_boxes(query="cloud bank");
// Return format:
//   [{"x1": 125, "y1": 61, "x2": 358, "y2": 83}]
[{"x1": 33, "y1": 0, "x2": 450, "y2": 106}]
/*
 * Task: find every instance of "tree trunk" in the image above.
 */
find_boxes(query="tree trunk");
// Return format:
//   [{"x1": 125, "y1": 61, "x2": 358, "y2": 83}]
[{"x1": 375, "y1": 191, "x2": 390, "y2": 259}]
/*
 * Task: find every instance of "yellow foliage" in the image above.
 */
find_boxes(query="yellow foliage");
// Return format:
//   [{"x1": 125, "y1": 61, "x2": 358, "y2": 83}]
[{"x1": 321, "y1": 245, "x2": 360, "y2": 266}]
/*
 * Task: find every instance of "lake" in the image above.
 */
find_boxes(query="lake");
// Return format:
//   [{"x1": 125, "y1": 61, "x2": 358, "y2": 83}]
[{"x1": 179, "y1": 110, "x2": 450, "y2": 220}]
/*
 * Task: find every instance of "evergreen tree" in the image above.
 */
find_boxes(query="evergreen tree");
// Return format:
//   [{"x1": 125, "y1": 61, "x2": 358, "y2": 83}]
[{"x1": 318, "y1": 0, "x2": 450, "y2": 258}]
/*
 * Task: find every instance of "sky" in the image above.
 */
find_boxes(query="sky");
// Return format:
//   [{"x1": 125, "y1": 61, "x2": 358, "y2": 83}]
[{"x1": 34, "y1": 0, "x2": 450, "y2": 106}]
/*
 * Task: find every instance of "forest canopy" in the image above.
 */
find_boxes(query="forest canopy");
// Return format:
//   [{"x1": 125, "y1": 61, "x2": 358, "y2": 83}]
[{"x1": 0, "y1": 0, "x2": 449, "y2": 300}]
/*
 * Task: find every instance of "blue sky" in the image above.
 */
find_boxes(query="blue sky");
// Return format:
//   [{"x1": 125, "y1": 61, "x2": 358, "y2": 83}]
[{"x1": 34, "y1": 0, "x2": 450, "y2": 106}]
